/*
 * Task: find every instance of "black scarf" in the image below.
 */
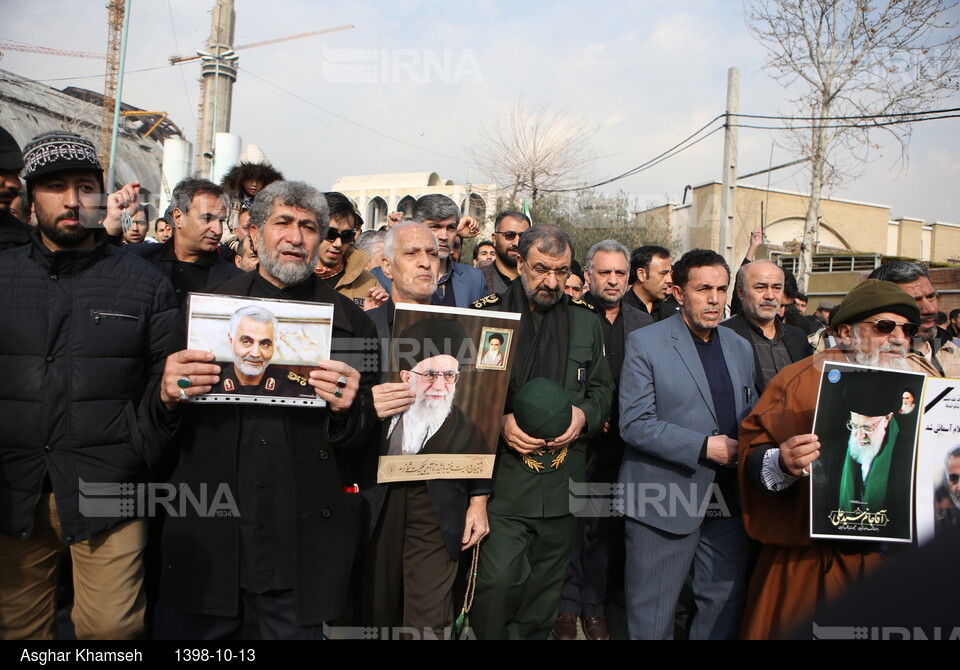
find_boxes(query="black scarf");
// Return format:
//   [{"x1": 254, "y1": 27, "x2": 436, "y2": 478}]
[{"x1": 499, "y1": 277, "x2": 570, "y2": 412}]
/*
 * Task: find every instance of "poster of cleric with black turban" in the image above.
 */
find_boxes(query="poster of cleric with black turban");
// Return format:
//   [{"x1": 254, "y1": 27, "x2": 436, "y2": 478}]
[
  {"x1": 810, "y1": 361, "x2": 925, "y2": 543},
  {"x1": 377, "y1": 303, "x2": 521, "y2": 483},
  {"x1": 914, "y1": 377, "x2": 960, "y2": 545},
  {"x1": 185, "y1": 293, "x2": 333, "y2": 406}
]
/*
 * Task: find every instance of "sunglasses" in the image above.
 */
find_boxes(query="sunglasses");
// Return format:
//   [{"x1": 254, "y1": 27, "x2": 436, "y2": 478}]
[
  {"x1": 858, "y1": 319, "x2": 920, "y2": 338},
  {"x1": 495, "y1": 230, "x2": 523, "y2": 241},
  {"x1": 324, "y1": 228, "x2": 356, "y2": 244}
]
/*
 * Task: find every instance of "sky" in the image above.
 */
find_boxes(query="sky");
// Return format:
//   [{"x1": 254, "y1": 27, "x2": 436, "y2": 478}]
[{"x1": 2, "y1": 0, "x2": 959, "y2": 226}]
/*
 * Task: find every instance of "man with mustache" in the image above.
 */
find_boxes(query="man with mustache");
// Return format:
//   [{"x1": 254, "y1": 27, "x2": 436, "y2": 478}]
[
  {"x1": 738, "y1": 279, "x2": 939, "y2": 639},
  {"x1": 868, "y1": 261, "x2": 960, "y2": 378},
  {"x1": 127, "y1": 178, "x2": 241, "y2": 307},
  {"x1": 0, "y1": 125, "x2": 31, "y2": 250},
  {"x1": 207, "y1": 305, "x2": 314, "y2": 399},
  {"x1": 721, "y1": 260, "x2": 812, "y2": 395},
  {"x1": 150, "y1": 180, "x2": 378, "y2": 639},
  {"x1": 470, "y1": 224, "x2": 613, "y2": 640}
]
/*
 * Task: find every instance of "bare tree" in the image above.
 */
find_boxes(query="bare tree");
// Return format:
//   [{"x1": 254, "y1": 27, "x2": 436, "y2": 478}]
[
  {"x1": 746, "y1": 0, "x2": 960, "y2": 290},
  {"x1": 470, "y1": 100, "x2": 598, "y2": 203}
]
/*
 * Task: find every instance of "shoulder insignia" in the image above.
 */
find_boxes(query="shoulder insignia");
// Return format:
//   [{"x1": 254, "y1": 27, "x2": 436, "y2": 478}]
[
  {"x1": 570, "y1": 298, "x2": 595, "y2": 311},
  {"x1": 224, "y1": 378, "x2": 234, "y2": 392},
  {"x1": 265, "y1": 377, "x2": 276, "y2": 391},
  {"x1": 288, "y1": 371, "x2": 308, "y2": 386},
  {"x1": 472, "y1": 293, "x2": 502, "y2": 309}
]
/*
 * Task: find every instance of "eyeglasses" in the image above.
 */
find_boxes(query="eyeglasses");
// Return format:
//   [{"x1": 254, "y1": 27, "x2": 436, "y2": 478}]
[
  {"x1": 858, "y1": 319, "x2": 920, "y2": 338},
  {"x1": 846, "y1": 417, "x2": 886, "y2": 434},
  {"x1": 324, "y1": 228, "x2": 356, "y2": 244},
  {"x1": 528, "y1": 264, "x2": 570, "y2": 280},
  {"x1": 410, "y1": 370, "x2": 460, "y2": 384},
  {"x1": 495, "y1": 230, "x2": 523, "y2": 241}
]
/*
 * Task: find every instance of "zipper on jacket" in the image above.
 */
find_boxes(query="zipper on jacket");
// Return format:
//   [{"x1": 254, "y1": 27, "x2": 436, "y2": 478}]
[{"x1": 92, "y1": 310, "x2": 140, "y2": 324}]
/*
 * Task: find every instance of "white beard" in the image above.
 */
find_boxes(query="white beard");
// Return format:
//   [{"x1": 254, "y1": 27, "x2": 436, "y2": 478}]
[
  {"x1": 851, "y1": 328, "x2": 910, "y2": 370},
  {"x1": 407, "y1": 386, "x2": 456, "y2": 426}
]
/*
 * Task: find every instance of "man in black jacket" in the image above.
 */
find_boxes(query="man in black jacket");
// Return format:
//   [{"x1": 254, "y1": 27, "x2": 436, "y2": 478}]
[
  {"x1": 721, "y1": 260, "x2": 812, "y2": 396},
  {"x1": 0, "y1": 125, "x2": 31, "y2": 250},
  {"x1": 151, "y1": 180, "x2": 378, "y2": 639},
  {"x1": 0, "y1": 131, "x2": 178, "y2": 640},
  {"x1": 126, "y1": 178, "x2": 241, "y2": 306}
]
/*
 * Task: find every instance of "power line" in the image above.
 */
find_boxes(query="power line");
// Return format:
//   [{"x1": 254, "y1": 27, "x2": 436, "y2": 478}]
[
  {"x1": 731, "y1": 113, "x2": 960, "y2": 130},
  {"x1": 242, "y1": 66, "x2": 473, "y2": 165},
  {"x1": 167, "y1": 0, "x2": 197, "y2": 127},
  {"x1": 736, "y1": 107, "x2": 960, "y2": 121},
  {"x1": 534, "y1": 115, "x2": 726, "y2": 193}
]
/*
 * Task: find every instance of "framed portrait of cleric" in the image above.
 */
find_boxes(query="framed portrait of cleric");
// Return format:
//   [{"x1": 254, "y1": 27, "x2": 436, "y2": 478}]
[
  {"x1": 185, "y1": 293, "x2": 334, "y2": 407},
  {"x1": 476, "y1": 327, "x2": 512, "y2": 371},
  {"x1": 809, "y1": 361, "x2": 925, "y2": 543},
  {"x1": 377, "y1": 303, "x2": 522, "y2": 483},
  {"x1": 914, "y1": 377, "x2": 960, "y2": 545}
]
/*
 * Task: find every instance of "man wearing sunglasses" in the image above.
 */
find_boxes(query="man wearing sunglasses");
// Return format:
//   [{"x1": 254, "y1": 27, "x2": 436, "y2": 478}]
[
  {"x1": 480, "y1": 211, "x2": 531, "y2": 296},
  {"x1": 737, "y1": 279, "x2": 939, "y2": 639},
  {"x1": 315, "y1": 191, "x2": 383, "y2": 309},
  {"x1": 868, "y1": 260, "x2": 960, "y2": 378}
]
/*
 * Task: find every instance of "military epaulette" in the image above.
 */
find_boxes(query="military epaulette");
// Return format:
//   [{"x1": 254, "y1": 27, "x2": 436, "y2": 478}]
[
  {"x1": 472, "y1": 293, "x2": 502, "y2": 309},
  {"x1": 569, "y1": 298, "x2": 595, "y2": 311},
  {"x1": 288, "y1": 371, "x2": 308, "y2": 387}
]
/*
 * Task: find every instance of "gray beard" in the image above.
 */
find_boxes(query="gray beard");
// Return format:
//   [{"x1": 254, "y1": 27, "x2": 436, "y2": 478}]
[
  {"x1": 851, "y1": 326, "x2": 910, "y2": 370},
  {"x1": 258, "y1": 245, "x2": 319, "y2": 286},
  {"x1": 235, "y1": 357, "x2": 266, "y2": 379},
  {"x1": 408, "y1": 386, "x2": 456, "y2": 426}
]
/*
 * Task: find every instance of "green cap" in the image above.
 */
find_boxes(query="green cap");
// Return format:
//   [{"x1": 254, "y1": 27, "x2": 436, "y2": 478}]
[
  {"x1": 830, "y1": 279, "x2": 920, "y2": 330},
  {"x1": 514, "y1": 377, "x2": 572, "y2": 441}
]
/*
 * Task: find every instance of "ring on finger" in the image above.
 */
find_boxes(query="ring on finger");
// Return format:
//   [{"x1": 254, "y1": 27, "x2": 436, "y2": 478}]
[
  {"x1": 801, "y1": 467, "x2": 810, "y2": 477},
  {"x1": 177, "y1": 376, "x2": 192, "y2": 389},
  {"x1": 178, "y1": 388, "x2": 189, "y2": 402},
  {"x1": 335, "y1": 375, "x2": 348, "y2": 389},
  {"x1": 334, "y1": 389, "x2": 343, "y2": 399}
]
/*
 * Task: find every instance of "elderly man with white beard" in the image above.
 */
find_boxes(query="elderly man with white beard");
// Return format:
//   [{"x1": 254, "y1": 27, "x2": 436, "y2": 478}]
[
  {"x1": 736, "y1": 279, "x2": 939, "y2": 639},
  {"x1": 355, "y1": 221, "x2": 490, "y2": 637}
]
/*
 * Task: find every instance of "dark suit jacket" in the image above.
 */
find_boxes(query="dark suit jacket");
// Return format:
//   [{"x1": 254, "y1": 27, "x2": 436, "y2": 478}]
[{"x1": 720, "y1": 314, "x2": 813, "y2": 395}]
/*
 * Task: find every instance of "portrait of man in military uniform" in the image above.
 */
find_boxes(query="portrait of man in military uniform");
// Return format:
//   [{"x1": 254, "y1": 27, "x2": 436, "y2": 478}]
[{"x1": 206, "y1": 304, "x2": 318, "y2": 401}]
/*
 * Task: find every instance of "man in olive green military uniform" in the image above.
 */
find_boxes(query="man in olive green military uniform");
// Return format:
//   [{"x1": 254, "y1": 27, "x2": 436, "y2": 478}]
[{"x1": 470, "y1": 224, "x2": 614, "y2": 639}]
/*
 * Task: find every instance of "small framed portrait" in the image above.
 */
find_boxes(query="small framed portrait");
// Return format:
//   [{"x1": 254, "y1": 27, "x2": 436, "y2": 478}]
[{"x1": 477, "y1": 327, "x2": 512, "y2": 371}]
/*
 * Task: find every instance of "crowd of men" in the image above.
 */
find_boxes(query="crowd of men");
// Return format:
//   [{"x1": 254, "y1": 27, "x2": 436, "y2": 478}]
[{"x1": 0, "y1": 125, "x2": 956, "y2": 641}]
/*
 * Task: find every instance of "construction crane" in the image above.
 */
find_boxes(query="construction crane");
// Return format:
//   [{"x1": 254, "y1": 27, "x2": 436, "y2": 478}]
[
  {"x1": 99, "y1": 0, "x2": 126, "y2": 174},
  {"x1": 167, "y1": 24, "x2": 355, "y2": 65},
  {"x1": 0, "y1": 40, "x2": 106, "y2": 60}
]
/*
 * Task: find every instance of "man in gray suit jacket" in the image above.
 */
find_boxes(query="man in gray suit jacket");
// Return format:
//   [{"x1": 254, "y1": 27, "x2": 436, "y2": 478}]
[{"x1": 618, "y1": 249, "x2": 757, "y2": 640}]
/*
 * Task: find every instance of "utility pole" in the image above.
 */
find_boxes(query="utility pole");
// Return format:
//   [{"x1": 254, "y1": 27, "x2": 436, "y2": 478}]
[{"x1": 718, "y1": 67, "x2": 739, "y2": 270}]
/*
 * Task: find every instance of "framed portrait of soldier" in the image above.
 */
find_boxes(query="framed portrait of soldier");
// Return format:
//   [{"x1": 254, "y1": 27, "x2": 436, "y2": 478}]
[
  {"x1": 810, "y1": 361, "x2": 925, "y2": 543},
  {"x1": 185, "y1": 293, "x2": 334, "y2": 407},
  {"x1": 913, "y1": 377, "x2": 960, "y2": 545},
  {"x1": 377, "y1": 303, "x2": 521, "y2": 483}
]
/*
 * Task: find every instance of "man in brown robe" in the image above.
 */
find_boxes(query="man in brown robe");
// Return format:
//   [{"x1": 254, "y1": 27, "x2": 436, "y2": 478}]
[{"x1": 738, "y1": 279, "x2": 939, "y2": 639}]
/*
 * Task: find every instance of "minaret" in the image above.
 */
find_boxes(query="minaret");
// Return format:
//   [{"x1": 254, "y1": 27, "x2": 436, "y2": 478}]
[{"x1": 195, "y1": 0, "x2": 238, "y2": 178}]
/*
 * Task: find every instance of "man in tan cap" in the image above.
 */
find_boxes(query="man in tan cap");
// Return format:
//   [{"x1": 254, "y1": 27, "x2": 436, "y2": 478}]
[{"x1": 737, "y1": 279, "x2": 939, "y2": 639}]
